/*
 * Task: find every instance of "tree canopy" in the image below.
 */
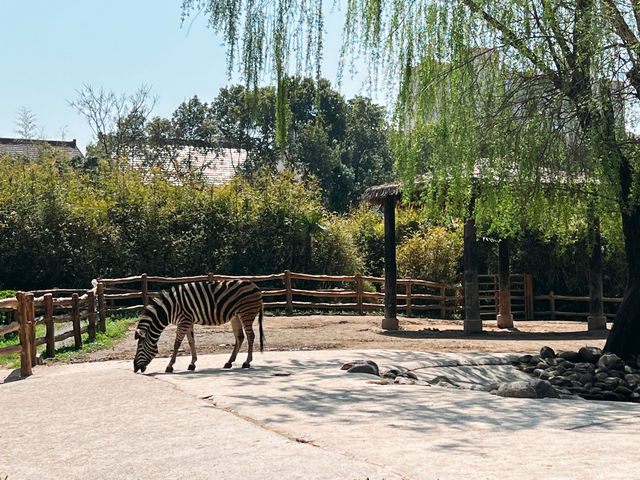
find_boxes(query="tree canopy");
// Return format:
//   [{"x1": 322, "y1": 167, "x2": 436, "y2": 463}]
[{"x1": 181, "y1": 0, "x2": 640, "y2": 358}]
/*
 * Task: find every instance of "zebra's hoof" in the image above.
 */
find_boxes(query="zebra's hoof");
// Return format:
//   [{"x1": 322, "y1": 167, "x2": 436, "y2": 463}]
[
  {"x1": 242, "y1": 362, "x2": 251, "y2": 369},
  {"x1": 165, "y1": 366, "x2": 174, "y2": 373},
  {"x1": 188, "y1": 364, "x2": 196, "y2": 371},
  {"x1": 223, "y1": 362, "x2": 232, "y2": 369}
]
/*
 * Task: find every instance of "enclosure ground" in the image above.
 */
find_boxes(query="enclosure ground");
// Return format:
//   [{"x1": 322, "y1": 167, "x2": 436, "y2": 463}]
[
  {"x1": 60, "y1": 314, "x2": 609, "y2": 365},
  {"x1": 3, "y1": 349, "x2": 639, "y2": 480}
]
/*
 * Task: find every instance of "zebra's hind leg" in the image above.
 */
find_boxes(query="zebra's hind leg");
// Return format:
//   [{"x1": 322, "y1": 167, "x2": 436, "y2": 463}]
[
  {"x1": 166, "y1": 323, "x2": 188, "y2": 373},
  {"x1": 241, "y1": 318, "x2": 256, "y2": 368},
  {"x1": 224, "y1": 315, "x2": 244, "y2": 369},
  {"x1": 186, "y1": 328, "x2": 197, "y2": 371}
]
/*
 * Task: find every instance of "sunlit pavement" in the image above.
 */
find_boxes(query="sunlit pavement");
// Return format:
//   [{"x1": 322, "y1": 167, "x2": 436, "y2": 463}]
[{"x1": 3, "y1": 350, "x2": 640, "y2": 480}]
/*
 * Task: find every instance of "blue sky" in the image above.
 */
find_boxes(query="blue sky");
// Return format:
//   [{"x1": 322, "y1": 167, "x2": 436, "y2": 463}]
[{"x1": 0, "y1": 1, "x2": 374, "y2": 152}]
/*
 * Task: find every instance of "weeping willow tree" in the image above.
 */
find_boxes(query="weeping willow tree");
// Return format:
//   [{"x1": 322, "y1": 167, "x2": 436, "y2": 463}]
[{"x1": 182, "y1": 0, "x2": 640, "y2": 359}]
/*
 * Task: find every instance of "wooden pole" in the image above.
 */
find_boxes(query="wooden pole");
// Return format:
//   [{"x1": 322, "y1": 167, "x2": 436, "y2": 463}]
[
  {"x1": 588, "y1": 217, "x2": 607, "y2": 331},
  {"x1": 44, "y1": 293, "x2": 55, "y2": 357},
  {"x1": 141, "y1": 273, "x2": 149, "y2": 307},
  {"x1": 87, "y1": 291, "x2": 96, "y2": 342},
  {"x1": 16, "y1": 291, "x2": 34, "y2": 377},
  {"x1": 405, "y1": 280, "x2": 413, "y2": 317},
  {"x1": 550, "y1": 291, "x2": 556, "y2": 320},
  {"x1": 355, "y1": 274, "x2": 364, "y2": 315},
  {"x1": 284, "y1": 270, "x2": 293, "y2": 314},
  {"x1": 97, "y1": 281, "x2": 106, "y2": 332},
  {"x1": 497, "y1": 238, "x2": 514, "y2": 328},
  {"x1": 463, "y1": 217, "x2": 482, "y2": 333},
  {"x1": 72, "y1": 293, "x2": 82, "y2": 349},
  {"x1": 440, "y1": 284, "x2": 446, "y2": 319},
  {"x1": 382, "y1": 195, "x2": 398, "y2": 330}
]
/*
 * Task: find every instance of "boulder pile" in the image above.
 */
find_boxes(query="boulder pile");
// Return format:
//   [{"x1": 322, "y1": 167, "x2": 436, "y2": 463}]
[{"x1": 514, "y1": 346, "x2": 640, "y2": 402}]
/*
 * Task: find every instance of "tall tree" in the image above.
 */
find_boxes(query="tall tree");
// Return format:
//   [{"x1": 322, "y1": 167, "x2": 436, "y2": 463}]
[{"x1": 183, "y1": 0, "x2": 640, "y2": 359}]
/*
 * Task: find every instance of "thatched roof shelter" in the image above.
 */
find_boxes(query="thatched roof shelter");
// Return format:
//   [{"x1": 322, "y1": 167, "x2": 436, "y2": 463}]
[{"x1": 361, "y1": 183, "x2": 402, "y2": 206}]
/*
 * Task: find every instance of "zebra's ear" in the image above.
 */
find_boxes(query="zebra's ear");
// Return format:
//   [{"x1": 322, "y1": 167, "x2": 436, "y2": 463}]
[{"x1": 135, "y1": 329, "x2": 146, "y2": 340}]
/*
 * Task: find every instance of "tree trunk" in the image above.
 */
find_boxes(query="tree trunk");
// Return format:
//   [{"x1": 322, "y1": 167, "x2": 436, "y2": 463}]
[{"x1": 604, "y1": 206, "x2": 640, "y2": 359}]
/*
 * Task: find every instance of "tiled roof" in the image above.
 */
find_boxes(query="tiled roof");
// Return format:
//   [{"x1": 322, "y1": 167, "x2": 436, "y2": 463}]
[
  {"x1": 131, "y1": 146, "x2": 247, "y2": 186},
  {"x1": 0, "y1": 137, "x2": 83, "y2": 160}
]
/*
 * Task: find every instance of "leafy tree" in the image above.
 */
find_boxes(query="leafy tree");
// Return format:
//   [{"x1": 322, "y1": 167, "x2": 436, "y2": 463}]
[
  {"x1": 182, "y1": 0, "x2": 640, "y2": 359},
  {"x1": 14, "y1": 106, "x2": 40, "y2": 139}
]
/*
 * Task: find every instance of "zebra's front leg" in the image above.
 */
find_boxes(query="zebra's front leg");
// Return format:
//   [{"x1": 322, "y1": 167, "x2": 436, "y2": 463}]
[
  {"x1": 166, "y1": 326, "x2": 188, "y2": 373},
  {"x1": 224, "y1": 315, "x2": 244, "y2": 369},
  {"x1": 186, "y1": 328, "x2": 197, "y2": 371}
]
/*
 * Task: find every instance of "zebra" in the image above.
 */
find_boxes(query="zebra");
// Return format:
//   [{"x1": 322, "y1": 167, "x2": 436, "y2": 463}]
[{"x1": 133, "y1": 279, "x2": 264, "y2": 373}]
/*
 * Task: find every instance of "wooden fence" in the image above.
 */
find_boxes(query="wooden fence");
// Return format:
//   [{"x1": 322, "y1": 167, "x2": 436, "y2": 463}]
[
  {"x1": 95, "y1": 271, "x2": 461, "y2": 321},
  {"x1": 0, "y1": 288, "x2": 98, "y2": 377},
  {"x1": 534, "y1": 292, "x2": 623, "y2": 320},
  {"x1": 1, "y1": 270, "x2": 626, "y2": 377}
]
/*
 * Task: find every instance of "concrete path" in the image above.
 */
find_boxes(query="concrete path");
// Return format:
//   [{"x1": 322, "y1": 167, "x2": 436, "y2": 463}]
[{"x1": 2, "y1": 350, "x2": 640, "y2": 480}]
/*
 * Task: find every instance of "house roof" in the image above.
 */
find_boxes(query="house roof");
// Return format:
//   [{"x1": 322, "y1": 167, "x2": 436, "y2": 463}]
[
  {"x1": 0, "y1": 137, "x2": 83, "y2": 160},
  {"x1": 131, "y1": 145, "x2": 247, "y2": 186}
]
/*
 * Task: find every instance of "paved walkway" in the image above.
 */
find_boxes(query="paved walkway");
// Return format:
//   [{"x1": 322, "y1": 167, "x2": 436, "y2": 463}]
[{"x1": 2, "y1": 350, "x2": 640, "y2": 479}]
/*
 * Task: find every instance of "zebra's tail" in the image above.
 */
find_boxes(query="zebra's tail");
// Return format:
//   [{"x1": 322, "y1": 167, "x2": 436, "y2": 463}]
[{"x1": 258, "y1": 305, "x2": 265, "y2": 352}]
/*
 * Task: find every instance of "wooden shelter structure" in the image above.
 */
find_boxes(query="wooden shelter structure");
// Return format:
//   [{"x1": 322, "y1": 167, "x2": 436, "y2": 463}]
[{"x1": 362, "y1": 180, "x2": 607, "y2": 333}]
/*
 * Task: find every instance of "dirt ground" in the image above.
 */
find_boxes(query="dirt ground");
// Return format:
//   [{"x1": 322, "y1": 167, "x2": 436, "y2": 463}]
[{"x1": 69, "y1": 314, "x2": 609, "y2": 365}]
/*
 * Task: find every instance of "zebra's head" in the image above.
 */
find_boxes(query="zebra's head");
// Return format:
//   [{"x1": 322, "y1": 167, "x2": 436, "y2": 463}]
[{"x1": 133, "y1": 324, "x2": 158, "y2": 373}]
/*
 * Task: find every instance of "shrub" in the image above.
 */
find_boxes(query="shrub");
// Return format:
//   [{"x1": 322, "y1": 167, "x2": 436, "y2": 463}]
[{"x1": 397, "y1": 226, "x2": 463, "y2": 284}]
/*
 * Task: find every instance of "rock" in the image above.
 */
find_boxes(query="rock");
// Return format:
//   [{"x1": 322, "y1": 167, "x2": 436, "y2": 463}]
[
  {"x1": 381, "y1": 371, "x2": 397, "y2": 380},
  {"x1": 429, "y1": 375, "x2": 459, "y2": 388},
  {"x1": 394, "y1": 377, "x2": 416, "y2": 385},
  {"x1": 603, "y1": 377, "x2": 622, "y2": 389},
  {"x1": 574, "y1": 362, "x2": 596, "y2": 374},
  {"x1": 544, "y1": 357, "x2": 559, "y2": 367},
  {"x1": 557, "y1": 350, "x2": 580, "y2": 362},
  {"x1": 533, "y1": 368, "x2": 545, "y2": 377},
  {"x1": 637, "y1": 356, "x2": 640, "y2": 369},
  {"x1": 597, "y1": 353, "x2": 625, "y2": 371},
  {"x1": 496, "y1": 381, "x2": 538, "y2": 398},
  {"x1": 540, "y1": 346, "x2": 556, "y2": 359},
  {"x1": 578, "y1": 346, "x2": 603, "y2": 363},
  {"x1": 533, "y1": 380, "x2": 560, "y2": 398},
  {"x1": 625, "y1": 374, "x2": 640, "y2": 388},
  {"x1": 615, "y1": 386, "x2": 633, "y2": 397},
  {"x1": 517, "y1": 354, "x2": 533, "y2": 364},
  {"x1": 346, "y1": 361, "x2": 380, "y2": 376},
  {"x1": 397, "y1": 371, "x2": 418, "y2": 380},
  {"x1": 524, "y1": 366, "x2": 537, "y2": 374},
  {"x1": 595, "y1": 371, "x2": 609, "y2": 381}
]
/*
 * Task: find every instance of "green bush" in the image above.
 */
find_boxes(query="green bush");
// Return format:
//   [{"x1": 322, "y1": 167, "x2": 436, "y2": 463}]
[{"x1": 397, "y1": 226, "x2": 463, "y2": 284}]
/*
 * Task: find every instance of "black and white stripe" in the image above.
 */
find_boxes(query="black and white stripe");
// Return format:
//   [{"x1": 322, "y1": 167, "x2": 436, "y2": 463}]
[{"x1": 133, "y1": 280, "x2": 264, "y2": 373}]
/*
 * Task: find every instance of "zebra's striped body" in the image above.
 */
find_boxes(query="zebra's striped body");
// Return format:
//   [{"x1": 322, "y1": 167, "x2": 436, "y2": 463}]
[{"x1": 133, "y1": 280, "x2": 264, "y2": 373}]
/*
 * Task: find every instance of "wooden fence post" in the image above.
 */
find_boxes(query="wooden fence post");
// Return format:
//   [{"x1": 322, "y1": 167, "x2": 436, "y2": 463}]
[
  {"x1": 97, "y1": 280, "x2": 106, "y2": 333},
  {"x1": 44, "y1": 293, "x2": 55, "y2": 357},
  {"x1": 72, "y1": 293, "x2": 82, "y2": 349},
  {"x1": 87, "y1": 291, "x2": 96, "y2": 342},
  {"x1": 405, "y1": 280, "x2": 413, "y2": 317},
  {"x1": 284, "y1": 270, "x2": 293, "y2": 314},
  {"x1": 549, "y1": 291, "x2": 556, "y2": 320},
  {"x1": 141, "y1": 273, "x2": 149, "y2": 307},
  {"x1": 440, "y1": 284, "x2": 446, "y2": 319},
  {"x1": 355, "y1": 274, "x2": 364, "y2": 315},
  {"x1": 16, "y1": 292, "x2": 34, "y2": 377}
]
